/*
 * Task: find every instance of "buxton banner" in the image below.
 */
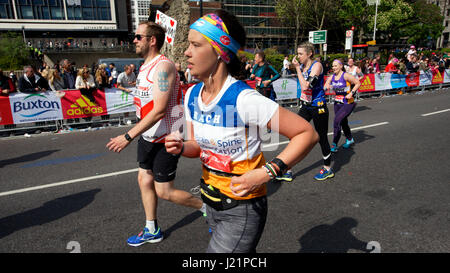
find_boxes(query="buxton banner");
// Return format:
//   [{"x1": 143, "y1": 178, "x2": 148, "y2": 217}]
[{"x1": 9, "y1": 92, "x2": 63, "y2": 124}]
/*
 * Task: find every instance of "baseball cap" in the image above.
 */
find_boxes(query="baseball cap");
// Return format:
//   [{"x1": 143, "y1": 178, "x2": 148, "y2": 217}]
[{"x1": 410, "y1": 45, "x2": 415, "y2": 49}]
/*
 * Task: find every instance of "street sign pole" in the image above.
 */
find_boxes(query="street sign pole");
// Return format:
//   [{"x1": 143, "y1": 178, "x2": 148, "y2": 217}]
[
  {"x1": 345, "y1": 30, "x2": 353, "y2": 57},
  {"x1": 373, "y1": 0, "x2": 378, "y2": 41}
]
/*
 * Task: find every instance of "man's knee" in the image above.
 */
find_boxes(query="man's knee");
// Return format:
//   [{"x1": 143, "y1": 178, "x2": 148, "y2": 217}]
[
  {"x1": 138, "y1": 169, "x2": 154, "y2": 188},
  {"x1": 155, "y1": 182, "x2": 173, "y2": 201}
]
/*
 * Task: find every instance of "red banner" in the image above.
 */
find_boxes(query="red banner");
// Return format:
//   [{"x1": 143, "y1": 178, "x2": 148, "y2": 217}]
[
  {"x1": 432, "y1": 69, "x2": 444, "y2": 85},
  {"x1": 359, "y1": 74, "x2": 376, "y2": 92},
  {"x1": 0, "y1": 95, "x2": 13, "y2": 125},
  {"x1": 406, "y1": 72, "x2": 420, "y2": 87},
  {"x1": 60, "y1": 89, "x2": 107, "y2": 119}
]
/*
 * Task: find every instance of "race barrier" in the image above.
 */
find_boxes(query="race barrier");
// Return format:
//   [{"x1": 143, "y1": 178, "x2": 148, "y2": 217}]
[
  {"x1": 271, "y1": 69, "x2": 450, "y2": 100},
  {"x1": 0, "y1": 88, "x2": 134, "y2": 126},
  {"x1": 1, "y1": 69, "x2": 449, "y2": 126}
]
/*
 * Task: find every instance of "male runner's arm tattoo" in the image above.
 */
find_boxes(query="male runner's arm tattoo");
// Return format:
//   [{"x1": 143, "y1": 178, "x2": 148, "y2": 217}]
[{"x1": 158, "y1": 71, "x2": 169, "y2": 92}]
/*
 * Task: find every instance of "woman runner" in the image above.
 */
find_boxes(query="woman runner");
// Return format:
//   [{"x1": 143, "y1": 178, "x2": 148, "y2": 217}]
[
  {"x1": 165, "y1": 10, "x2": 318, "y2": 253},
  {"x1": 324, "y1": 59, "x2": 360, "y2": 152},
  {"x1": 291, "y1": 42, "x2": 334, "y2": 181}
]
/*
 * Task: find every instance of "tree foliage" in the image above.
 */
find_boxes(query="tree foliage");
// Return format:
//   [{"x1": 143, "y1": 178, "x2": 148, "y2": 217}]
[
  {"x1": 275, "y1": 0, "x2": 303, "y2": 50},
  {"x1": 337, "y1": 0, "x2": 374, "y2": 44},
  {"x1": 277, "y1": 0, "x2": 445, "y2": 50},
  {"x1": 0, "y1": 32, "x2": 30, "y2": 70},
  {"x1": 275, "y1": 0, "x2": 339, "y2": 53}
]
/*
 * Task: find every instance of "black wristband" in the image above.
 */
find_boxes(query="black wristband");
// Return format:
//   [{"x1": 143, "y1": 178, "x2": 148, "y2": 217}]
[
  {"x1": 124, "y1": 133, "x2": 133, "y2": 142},
  {"x1": 270, "y1": 158, "x2": 288, "y2": 176},
  {"x1": 178, "y1": 142, "x2": 185, "y2": 156}
]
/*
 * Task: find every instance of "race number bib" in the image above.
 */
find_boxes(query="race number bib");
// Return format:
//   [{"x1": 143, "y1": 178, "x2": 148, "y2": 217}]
[
  {"x1": 300, "y1": 89, "x2": 312, "y2": 103},
  {"x1": 335, "y1": 94, "x2": 345, "y2": 103},
  {"x1": 255, "y1": 77, "x2": 262, "y2": 87},
  {"x1": 200, "y1": 150, "x2": 232, "y2": 173}
]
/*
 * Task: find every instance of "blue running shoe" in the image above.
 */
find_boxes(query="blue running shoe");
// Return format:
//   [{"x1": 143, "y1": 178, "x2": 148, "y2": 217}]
[
  {"x1": 314, "y1": 167, "x2": 335, "y2": 181},
  {"x1": 342, "y1": 138, "x2": 355, "y2": 149},
  {"x1": 330, "y1": 143, "x2": 338, "y2": 153},
  {"x1": 275, "y1": 170, "x2": 293, "y2": 182},
  {"x1": 127, "y1": 227, "x2": 163, "y2": 247}
]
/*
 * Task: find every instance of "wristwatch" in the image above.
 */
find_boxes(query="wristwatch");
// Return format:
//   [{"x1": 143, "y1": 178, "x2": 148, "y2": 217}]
[{"x1": 124, "y1": 133, "x2": 133, "y2": 142}]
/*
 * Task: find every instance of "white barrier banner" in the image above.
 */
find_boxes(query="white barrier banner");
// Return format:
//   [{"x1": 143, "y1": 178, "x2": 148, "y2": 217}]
[
  {"x1": 419, "y1": 71, "x2": 432, "y2": 86},
  {"x1": 104, "y1": 88, "x2": 135, "y2": 115},
  {"x1": 272, "y1": 78, "x2": 298, "y2": 100},
  {"x1": 374, "y1": 73, "x2": 392, "y2": 91},
  {"x1": 9, "y1": 92, "x2": 64, "y2": 124},
  {"x1": 444, "y1": 69, "x2": 450, "y2": 83}
]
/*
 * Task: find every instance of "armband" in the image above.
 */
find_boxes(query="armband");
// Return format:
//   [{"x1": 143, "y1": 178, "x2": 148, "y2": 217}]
[{"x1": 307, "y1": 76, "x2": 319, "y2": 87}]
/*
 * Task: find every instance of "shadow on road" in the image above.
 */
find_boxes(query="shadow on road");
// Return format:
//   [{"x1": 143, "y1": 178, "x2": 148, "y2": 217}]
[
  {"x1": 163, "y1": 211, "x2": 203, "y2": 240},
  {"x1": 0, "y1": 150, "x2": 60, "y2": 168},
  {"x1": 0, "y1": 189, "x2": 100, "y2": 239},
  {"x1": 298, "y1": 217, "x2": 369, "y2": 253},
  {"x1": 353, "y1": 105, "x2": 371, "y2": 113},
  {"x1": 293, "y1": 130, "x2": 374, "y2": 179},
  {"x1": 332, "y1": 130, "x2": 374, "y2": 173}
]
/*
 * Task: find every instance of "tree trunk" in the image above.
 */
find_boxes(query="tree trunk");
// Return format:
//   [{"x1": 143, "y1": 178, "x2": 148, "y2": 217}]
[
  {"x1": 160, "y1": 0, "x2": 191, "y2": 70},
  {"x1": 358, "y1": 28, "x2": 364, "y2": 44}
]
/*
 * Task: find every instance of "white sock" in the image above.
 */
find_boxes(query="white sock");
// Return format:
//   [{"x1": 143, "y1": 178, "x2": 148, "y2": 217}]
[{"x1": 145, "y1": 220, "x2": 157, "y2": 234}]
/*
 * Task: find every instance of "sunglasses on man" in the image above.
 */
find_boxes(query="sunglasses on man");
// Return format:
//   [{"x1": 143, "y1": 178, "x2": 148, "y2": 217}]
[{"x1": 134, "y1": 34, "x2": 152, "y2": 41}]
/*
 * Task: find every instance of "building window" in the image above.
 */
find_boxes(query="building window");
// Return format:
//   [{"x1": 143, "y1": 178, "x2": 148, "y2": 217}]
[
  {"x1": 0, "y1": 0, "x2": 13, "y2": 19},
  {"x1": 15, "y1": 0, "x2": 65, "y2": 20},
  {"x1": 66, "y1": 0, "x2": 111, "y2": 20}
]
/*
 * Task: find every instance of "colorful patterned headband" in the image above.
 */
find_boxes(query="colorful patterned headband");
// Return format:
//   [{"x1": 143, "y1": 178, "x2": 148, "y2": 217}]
[{"x1": 190, "y1": 13, "x2": 241, "y2": 64}]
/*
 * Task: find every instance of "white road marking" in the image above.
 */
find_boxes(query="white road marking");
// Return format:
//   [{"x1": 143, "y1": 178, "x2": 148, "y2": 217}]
[
  {"x1": 421, "y1": 109, "x2": 450, "y2": 117},
  {"x1": 262, "y1": 121, "x2": 389, "y2": 149},
  {"x1": 0, "y1": 168, "x2": 139, "y2": 197}
]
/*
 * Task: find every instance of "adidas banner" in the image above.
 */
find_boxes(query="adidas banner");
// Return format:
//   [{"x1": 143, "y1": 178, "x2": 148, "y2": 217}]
[{"x1": 61, "y1": 89, "x2": 107, "y2": 119}]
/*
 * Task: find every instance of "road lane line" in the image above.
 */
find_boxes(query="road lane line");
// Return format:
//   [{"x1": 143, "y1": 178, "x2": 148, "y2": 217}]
[
  {"x1": 421, "y1": 109, "x2": 450, "y2": 117},
  {"x1": 262, "y1": 121, "x2": 389, "y2": 149},
  {"x1": 0, "y1": 168, "x2": 139, "y2": 197}
]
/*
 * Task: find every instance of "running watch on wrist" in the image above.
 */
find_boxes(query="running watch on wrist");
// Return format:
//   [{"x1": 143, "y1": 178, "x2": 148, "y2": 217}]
[{"x1": 124, "y1": 133, "x2": 133, "y2": 142}]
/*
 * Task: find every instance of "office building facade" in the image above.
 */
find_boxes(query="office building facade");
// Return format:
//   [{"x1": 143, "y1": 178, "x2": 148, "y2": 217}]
[
  {"x1": 427, "y1": 0, "x2": 450, "y2": 48},
  {"x1": 220, "y1": 0, "x2": 294, "y2": 50},
  {"x1": 0, "y1": 0, "x2": 130, "y2": 49}
]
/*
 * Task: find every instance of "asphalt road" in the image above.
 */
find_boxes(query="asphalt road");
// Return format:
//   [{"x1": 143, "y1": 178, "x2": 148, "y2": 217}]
[{"x1": 0, "y1": 87, "x2": 449, "y2": 255}]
